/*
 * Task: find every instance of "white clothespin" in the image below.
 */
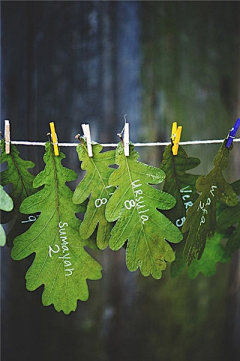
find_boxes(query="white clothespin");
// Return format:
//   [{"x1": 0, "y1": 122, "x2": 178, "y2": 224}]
[
  {"x1": 117, "y1": 115, "x2": 130, "y2": 156},
  {"x1": 123, "y1": 122, "x2": 130, "y2": 156},
  {"x1": 81, "y1": 123, "x2": 93, "y2": 157},
  {"x1": 4, "y1": 120, "x2": 11, "y2": 154}
]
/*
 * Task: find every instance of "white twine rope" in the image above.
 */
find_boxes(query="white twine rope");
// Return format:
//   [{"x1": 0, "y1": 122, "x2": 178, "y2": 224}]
[{"x1": 10, "y1": 138, "x2": 240, "y2": 147}]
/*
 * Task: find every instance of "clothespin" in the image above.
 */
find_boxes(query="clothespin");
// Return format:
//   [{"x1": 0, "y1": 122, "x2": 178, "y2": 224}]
[
  {"x1": 81, "y1": 123, "x2": 93, "y2": 157},
  {"x1": 226, "y1": 118, "x2": 240, "y2": 148},
  {"x1": 117, "y1": 115, "x2": 130, "y2": 156},
  {"x1": 4, "y1": 120, "x2": 11, "y2": 154},
  {"x1": 49, "y1": 122, "x2": 59, "y2": 156},
  {"x1": 123, "y1": 122, "x2": 130, "y2": 156},
  {"x1": 171, "y1": 121, "x2": 182, "y2": 156}
]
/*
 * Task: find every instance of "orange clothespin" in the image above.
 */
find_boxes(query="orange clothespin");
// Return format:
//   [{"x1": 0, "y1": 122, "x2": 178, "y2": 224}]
[
  {"x1": 49, "y1": 122, "x2": 59, "y2": 156},
  {"x1": 81, "y1": 123, "x2": 93, "y2": 157},
  {"x1": 171, "y1": 121, "x2": 182, "y2": 156},
  {"x1": 4, "y1": 120, "x2": 11, "y2": 154}
]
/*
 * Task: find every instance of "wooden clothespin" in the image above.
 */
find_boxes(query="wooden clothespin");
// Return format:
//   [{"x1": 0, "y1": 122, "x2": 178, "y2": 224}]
[
  {"x1": 4, "y1": 120, "x2": 11, "y2": 154},
  {"x1": 226, "y1": 118, "x2": 240, "y2": 148},
  {"x1": 117, "y1": 115, "x2": 130, "y2": 156},
  {"x1": 49, "y1": 122, "x2": 59, "y2": 156},
  {"x1": 81, "y1": 123, "x2": 93, "y2": 157},
  {"x1": 171, "y1": 121, "x2": 182, "y2": 156},
  {"x1": 123, "y1": 122, "x2": 130, "y2": 156}
]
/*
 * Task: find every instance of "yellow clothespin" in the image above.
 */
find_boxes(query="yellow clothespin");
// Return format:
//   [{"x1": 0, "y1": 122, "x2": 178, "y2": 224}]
[
  {"x1": 81, "y1": 123, "x2": 93, "y2": 157},
  {"x1": 4, "y1": 120, "x2": 11, "y2": 154},
  {"x1": 171, "y1": 121, "x2": 182, "y2": 156},
  {"x1": 49, "y1": 122, "x2": 59, "y2": 156}
]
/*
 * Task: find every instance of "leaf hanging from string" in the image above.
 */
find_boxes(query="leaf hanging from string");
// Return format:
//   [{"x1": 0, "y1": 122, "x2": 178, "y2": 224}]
[
  {"x1": 0, "y1": 185, "x2": 14, "y2": 246},
  {"x1": 160, "y1": 144, "x2": 201, "y2": 228},
  {"x1": 72, "y1": 138, "x2": 115, "y2": 249},
  {"x1": 0, "y1": 139, "x2": 37, "y2": 246},
  {"x1": 105, "y1": 142, "x2": 183, "y2": 279},
  {"x1": 160, "y1": 144, "x2": 201, "y2": 277},
  {"x1": 182, "y1": 140, "x2": 238, "y2": 264},
  {"x1": 171, "y1": 181, "x2": 239, "y2": 278},
  {"x1": 11, "y1": 142, "x2": 102, "y2": 315}
]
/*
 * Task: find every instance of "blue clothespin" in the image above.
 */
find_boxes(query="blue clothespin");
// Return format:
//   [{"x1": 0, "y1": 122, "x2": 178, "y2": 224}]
[{"x1": 226, "y1": 118, "x2": 240, "y2": 148}]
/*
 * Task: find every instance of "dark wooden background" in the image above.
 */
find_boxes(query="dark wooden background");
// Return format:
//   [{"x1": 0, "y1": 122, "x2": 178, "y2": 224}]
[{"x1": 1, "y1": 2, "x2": 240, "y2": 361}]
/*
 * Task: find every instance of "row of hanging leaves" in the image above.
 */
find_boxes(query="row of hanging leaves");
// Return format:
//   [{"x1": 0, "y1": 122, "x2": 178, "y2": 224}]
[{"x1": 0, "y1": 137, "x2": 239, "y2": 314}]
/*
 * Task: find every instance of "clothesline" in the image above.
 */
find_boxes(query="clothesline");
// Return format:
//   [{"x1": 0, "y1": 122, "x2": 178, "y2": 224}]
[{"x1": 10, "y1": 138, "x2": 240, "y2": 147}]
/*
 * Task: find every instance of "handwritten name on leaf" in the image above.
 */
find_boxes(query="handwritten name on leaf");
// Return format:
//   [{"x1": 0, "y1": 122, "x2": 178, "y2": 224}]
[
  {"x1": 160, "y1": 144, "x2": 200, "y2": 228},
  {"x1": 105, "y1": 142, "x2": 183, "y2": 279},
  {"x1": 11, "y1": 142, "x2": 102, "y2": 315},
  {"x1": 72, "y1": 139, "x2": 115, "y2": 249},
  {"x1": 182, "y1": 140, "x2": 238, "y2": 264}
]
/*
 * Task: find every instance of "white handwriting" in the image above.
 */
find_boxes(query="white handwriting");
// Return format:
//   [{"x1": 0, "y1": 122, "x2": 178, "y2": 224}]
[
  {"x1": 175, "y1": 185, "x2": 194, "y2": 228},
  {"x1": 48, "y1": 222, "x2": 74, "y2": 277},
  {"x1": 124, "y1": 180, "x2": 149, "y2": 224},
  {"x1": 95, "y1": 198, "x2": 107, "y2": 208},
  {"x1": 21, "y1": 214, "x2": 40, "y2": 224},
  {"x1": 198, "y1": 185, "x2": 217, "y2": 225},
  {"x1": 49, "y1": 244, "x2": 60, "y2": 257}
]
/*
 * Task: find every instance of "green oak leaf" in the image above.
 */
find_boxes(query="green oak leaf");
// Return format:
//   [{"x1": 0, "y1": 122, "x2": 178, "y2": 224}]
[
  {"x1": 11, "y1": 142, "x2": 102, "y2": 315},
  {"x1": 217, "y1": 180, "x2": 240, "y2": 255},
  {"x1": 72, "y1": 139, "x2": 115, "y2": 249},
  {"x1": 160, "y1": 144, "x2": 201, "y2": 228},
  {"x1": 159, "y1": 144, "x2": 200, "y2": 277},
  {"x1": 187, "y1": 232, "x2": 230, "y2": 279},
  {"x1": 0, "y1": 185, "x2": 14, "y2": 246},
  {"x1": 0, "y1": 139, "x2": 37, "y2": 245},
  {"x1": 105, "y1": 142, "x2": 183, "y2": 279},
  {"x1": 171, "y1": 181, "x2": 239, "y2": 278},
  {"x1": 182, "y1": 140, "x2": 238, "y2": 264}
]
